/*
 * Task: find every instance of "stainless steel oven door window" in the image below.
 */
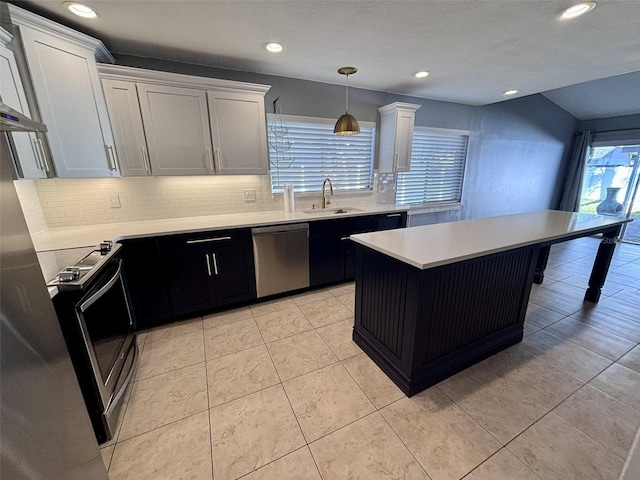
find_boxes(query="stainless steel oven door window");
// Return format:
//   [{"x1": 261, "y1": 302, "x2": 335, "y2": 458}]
[{"x1": 76, "y1": 259, "x2": 133, "y2": 407}]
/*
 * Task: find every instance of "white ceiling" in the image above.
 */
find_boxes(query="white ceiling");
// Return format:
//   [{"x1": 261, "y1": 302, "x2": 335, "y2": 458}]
[{"x1": 16, "y1": 0, "x2": 640, "y2": 120}]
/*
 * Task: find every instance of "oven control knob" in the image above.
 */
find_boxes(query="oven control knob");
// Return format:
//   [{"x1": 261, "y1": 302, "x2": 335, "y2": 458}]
[
  {"x1": 59, "y1": 267, "x2": 80, "y2": 282},
  {"x1": 100, "y1": 241, "x2": 113, "y2": 254}
]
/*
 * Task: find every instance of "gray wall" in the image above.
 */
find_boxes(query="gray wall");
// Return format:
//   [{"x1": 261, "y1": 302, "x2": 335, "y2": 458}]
[
  {"x1": 577, "y1": 114, "x2": 640, "y2": 132},
  {"x1": 115, "y1": 54, "x2": 578, "y2": 222},
  {"x1": 463, "y1": 95, "x2": 577, "y2": 219}
]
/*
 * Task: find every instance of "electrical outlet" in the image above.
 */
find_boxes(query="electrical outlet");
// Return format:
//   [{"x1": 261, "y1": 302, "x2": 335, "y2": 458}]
[
  {"x1": 108, "y1": 194, "x2": 121, "y2": 208},
  {"x1": 243, "y1": 189, "x2": 256, "y2": 202}
]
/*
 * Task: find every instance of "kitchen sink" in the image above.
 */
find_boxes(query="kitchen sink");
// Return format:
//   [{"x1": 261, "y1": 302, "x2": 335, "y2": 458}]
[{"x1": 303, "y1": 207, "x2": 364, "y2": 215}]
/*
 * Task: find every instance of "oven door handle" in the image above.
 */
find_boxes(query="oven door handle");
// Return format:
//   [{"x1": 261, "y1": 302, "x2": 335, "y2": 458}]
[
  {"x1": 79, "y1": 260, "x2": 123, "y2": 313},
  {"x1": 105, "y1": 341, "x2": 138, "y2": 418}
]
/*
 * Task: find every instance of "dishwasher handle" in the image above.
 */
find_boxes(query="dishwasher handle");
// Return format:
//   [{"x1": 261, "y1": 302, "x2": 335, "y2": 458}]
[{"x1": 251, "y1": 223, "x2": 309, "y2": 236}]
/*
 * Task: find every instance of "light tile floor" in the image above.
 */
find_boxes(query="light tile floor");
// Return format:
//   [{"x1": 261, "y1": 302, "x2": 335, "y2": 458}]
[{"x1": 102, "y1": 237, "x2": 640, "y2": 480}]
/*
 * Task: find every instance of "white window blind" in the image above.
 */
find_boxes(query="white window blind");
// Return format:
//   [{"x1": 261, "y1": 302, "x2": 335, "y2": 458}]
[
  {"x1": 397, "y1": 127, "x2": 469, "y2": 205},
  {"x1": 267, "y1": 114, "x2": 375, "y2": 194}
]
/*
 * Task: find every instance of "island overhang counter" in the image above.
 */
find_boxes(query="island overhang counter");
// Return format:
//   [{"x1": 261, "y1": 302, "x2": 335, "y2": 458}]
[{"x1": 349, "y1": 210, "x2": 632, "y2": 396}]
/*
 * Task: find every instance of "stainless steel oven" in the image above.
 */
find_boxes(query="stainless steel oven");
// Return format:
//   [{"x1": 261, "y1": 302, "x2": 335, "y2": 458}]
[{"x1": 49, "y1": 243, "x2": 138, "y2": 444}]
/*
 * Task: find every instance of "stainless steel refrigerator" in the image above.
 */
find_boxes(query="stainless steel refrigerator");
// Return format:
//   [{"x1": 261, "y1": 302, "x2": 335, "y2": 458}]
[{"x1": 1, "y1": 113, "x2": 108, "y2": 478}]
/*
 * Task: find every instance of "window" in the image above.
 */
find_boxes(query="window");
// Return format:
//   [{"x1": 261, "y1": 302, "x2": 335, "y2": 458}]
[
  {"x1": 268, "y1": 114, "x2": 375, "y2": 194},
  {"x1": 578, "y1": 141, "x2": 640, "y2": 243},
  {"x1": 396, "y1": 127, "x2": 469, "y2": 205}
]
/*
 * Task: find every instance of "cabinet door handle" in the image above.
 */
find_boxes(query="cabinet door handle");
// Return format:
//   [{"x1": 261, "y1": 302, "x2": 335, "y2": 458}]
[
  {"x1": 340, "y1": 236, "x2": 350, "y2": 241},
  {"x1": 386, "y1": 213, "x2": 402, "y2": 217},
  {"x1": 105, "y1": 145, "x2": 114, "y2": 170},
  {"x1": 393, "y1": 152, "x2": 399, "y2": 170},
  {"x1": 32, "y1": 138, "x2": 45, "y2": 171},
  {"x1": 140, "y1": 146, "x2": 150, "y2": 173},
  {"x1": 105, "y1": 145, "x2": 119, "y2": 171},
  {"x1": 205, "y1": 253, "x2": 212, "y2": 277},
  {"x1": 206, "y1": 148, "x2": 214, "y2": 172},
  {"x1": 111, "y1": 145, "x2": 120, "y2": 172},
  {"x1": 214, "y1": 148, "x2": 221, "y2": 172},
  {"x1": 212, "y1": 253, "x2": 219, "y2": 275},
  {"x1": 35, "y1": 138, "x2": 50, "y2": 172},
  {"x1": 186, "y1": 236, "x2": 232, "y2": 244}
]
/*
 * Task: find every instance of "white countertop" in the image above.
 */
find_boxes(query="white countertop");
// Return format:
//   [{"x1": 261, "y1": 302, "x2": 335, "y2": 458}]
[
  {"x1": 31, "y1": 204, "x2": 408, "y2": 252},
  {"x1": 350, "y1": 210, "x2": 632, "y2": 270}
]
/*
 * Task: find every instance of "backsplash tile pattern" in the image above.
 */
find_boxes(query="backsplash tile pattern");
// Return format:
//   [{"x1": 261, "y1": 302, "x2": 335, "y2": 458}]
[
  {"x1": 25, "y1": 176, "x2": 375, "y2": 229},
  {"x1": 14, "y1": 179, "x2": 47, "y2": 235}
]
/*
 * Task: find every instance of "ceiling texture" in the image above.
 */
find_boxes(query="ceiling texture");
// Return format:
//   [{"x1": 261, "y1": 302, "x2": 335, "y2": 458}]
[{"x1": 14, "y1": 0, "x2": 640, "y2": 120}]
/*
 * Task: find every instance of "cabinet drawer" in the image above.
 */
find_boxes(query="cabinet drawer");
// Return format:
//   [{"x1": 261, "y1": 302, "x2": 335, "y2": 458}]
[
  {"x1": 310, "y1": 215, "x2": 377, "y2": 237},
  {"x1": 161, "y1": 228, "x2": 252, "y2": 251},
  {"x1": 377, "y1": 212, "x2": 407, "y2": 231}
]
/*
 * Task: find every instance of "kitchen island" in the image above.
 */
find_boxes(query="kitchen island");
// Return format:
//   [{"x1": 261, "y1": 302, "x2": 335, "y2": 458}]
[{"x1": 349, "y1": 210, "x2": 632, "y2": 396}]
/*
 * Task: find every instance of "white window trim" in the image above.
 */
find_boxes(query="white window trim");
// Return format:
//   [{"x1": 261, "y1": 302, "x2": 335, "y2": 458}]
[
  {"x1": 396, "y1": 126, "x2": 470, "y2": 207},
  {"x1": 267, "y1": 114, "x2": 376, "y2": 195},
  {"x1": 414, "y1": 126, "x2": 471, "y2": 137}
]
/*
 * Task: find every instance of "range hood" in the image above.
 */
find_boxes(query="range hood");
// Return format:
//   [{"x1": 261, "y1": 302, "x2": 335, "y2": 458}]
[{"x1": 0, "y1": 101, "x2": 47, "y2": 133}]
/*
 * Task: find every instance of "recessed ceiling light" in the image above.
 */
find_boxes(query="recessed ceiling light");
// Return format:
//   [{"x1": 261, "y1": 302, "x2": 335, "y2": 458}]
[
  {"x1": 414, "y1": 71, "x2": 429, "y2": 79},
  {"x1": 504, "y1": 89, "x2": 519, "y2": 96},
  {"x1": 263, "y1": 42, "x2": 284, "y2": 53},
  {"x1": 559, "y1": 2, "x2": 597, "y2": 19},
  {"x1": 63, "y1": 2, "x2": 98, "y2": 18}
]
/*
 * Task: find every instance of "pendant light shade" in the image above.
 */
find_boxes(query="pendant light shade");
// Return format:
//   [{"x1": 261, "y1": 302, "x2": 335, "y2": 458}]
[
  {"x1": 334, "y1": 67, "x2": 360, "y2": 136},
  {"x1": 334, "y1": 113, "x2": 360, "y2": 136}
]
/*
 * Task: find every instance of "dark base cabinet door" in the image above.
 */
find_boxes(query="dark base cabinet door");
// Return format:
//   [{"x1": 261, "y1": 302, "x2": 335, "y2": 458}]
[
  {"x1": 212, "y1": 246, "x2": 256, "y2": 306},
  {"x1": 121, "y1": 238, "x2": 173, "y2": 329},
  {"x1": 310, "y1": 234, "x2": 345, "y2": 286},
  {"x1": 160, "y1": 229, "x2": 256, "y2": 317},
  {"x1": 310, "y1": 214, "x2": 393, "y2": 286},
  {"x1": 344, "y1": 240, "x2": 358, "y2": 280},
  {"x1": 165, "y1": 242, "x2": 218, "y2": 316}
]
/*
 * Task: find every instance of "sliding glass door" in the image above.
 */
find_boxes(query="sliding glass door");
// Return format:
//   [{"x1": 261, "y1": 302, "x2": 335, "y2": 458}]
[{"x1": 579, "y1": 144, "x2": 640, "y2": 243}]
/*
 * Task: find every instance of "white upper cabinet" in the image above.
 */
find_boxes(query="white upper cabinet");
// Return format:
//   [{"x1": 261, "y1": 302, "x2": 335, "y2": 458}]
[
  {"x1": 0, "y1": 27, "x2": 47, "y2": 178},
  {"x1": 207, "y1": 91, "x2": 268, "y2": 175},
  {"x1": 137, "y1": 83, "x2": 214, "y2": 176},
  {"x1": 98, "y1": 65, "x2": 271, "y2": 177},
  {"x1": 8, "y1": 4, "x2": 118, "y2": 178},
  {"x1": 378, "y1": 102, "x2": 421, "y2": 173},
  {"x1": 101, "y1": 79, "x2": 150, "y2": 176}
]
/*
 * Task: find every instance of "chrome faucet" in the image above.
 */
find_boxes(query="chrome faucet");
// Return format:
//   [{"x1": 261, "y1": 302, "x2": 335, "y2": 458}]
[{"x1": 321, "y1": 178, "x2": 334, "y2": 209}]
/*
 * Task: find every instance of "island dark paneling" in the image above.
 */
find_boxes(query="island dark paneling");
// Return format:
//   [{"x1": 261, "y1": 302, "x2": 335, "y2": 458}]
[{"x1": 353, "y1": 245, "x2": 537, "y2": 396}]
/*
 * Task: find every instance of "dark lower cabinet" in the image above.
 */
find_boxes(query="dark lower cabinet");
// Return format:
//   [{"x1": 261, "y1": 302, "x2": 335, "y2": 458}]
[
  {"x1": 377, "y1": 212, "x2": 407, "y2": 231},
  {"x1": 212, "y1": 246, "x2": 256, "y2": 306},
  {"x1": 310, "y1": 213, "x2": 406, "y2": 287},
  {"x1": 160, "y1": 229, "x2": 256, "y2": 316},
  {"x1": 122, "y1": 212, "x2": 406, "y2": 328},
  {"x1": 310, "y1": 233, "x2": 345, "y2": 286},
  {"x1": 164, "y1": 241, "x2": 217, "y2": 315},
  {"x1": 121, "y1": 238, "x2": 173, "y2": 329}
]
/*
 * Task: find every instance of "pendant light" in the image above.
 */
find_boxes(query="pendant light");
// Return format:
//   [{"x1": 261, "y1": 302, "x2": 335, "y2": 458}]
[{"x1": 334, "y1": 67, "x2": 360, "y2": 136}]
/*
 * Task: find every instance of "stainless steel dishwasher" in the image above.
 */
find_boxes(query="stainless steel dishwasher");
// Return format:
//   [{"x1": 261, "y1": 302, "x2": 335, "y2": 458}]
[{"x1": 251, "y1": 223, "x2": 310, "y2": 298}]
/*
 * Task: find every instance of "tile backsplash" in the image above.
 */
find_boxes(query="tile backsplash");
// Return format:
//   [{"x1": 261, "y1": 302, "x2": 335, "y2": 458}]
[
  {"x1": 16, "y1": 175, "x2": 375, "y2": 229},
  {"x1": 13, "y1": 179, "x2": 47, "y2": 235}
]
